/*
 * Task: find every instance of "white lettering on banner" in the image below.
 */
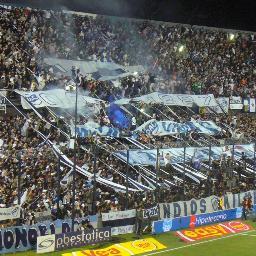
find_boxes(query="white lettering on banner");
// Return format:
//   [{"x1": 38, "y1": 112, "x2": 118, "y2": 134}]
[
  {"x1": 143, "y1": 206, "x2": 159, "y2": 219},
  {"x1": 230, "y1": 96, "x2": 243, "y2": 110},
  {"x1": 75, "y1": 125, "x2": 120, "y2": 138},
  {"x1": 15, "y1": 89, "x2": 103, "y2": 110},
  {"x1": 159, "y1": 190, "x2": 256, "y2": 219},
  {"x1": 111, "y1": 225, "x2": 134, "y2": 236},
  {"x1": 135, "y1": 120, "x2": 221, "y2": 136},
  {"x1": 0, "y1": 206, "x2": 21, "y2": 221},
  {"x1": 102, "y1": 209, "x2": 136, "y2": 221},
  {"x1": 115, "y1": 92, "x2": 218, "y2": 107}
]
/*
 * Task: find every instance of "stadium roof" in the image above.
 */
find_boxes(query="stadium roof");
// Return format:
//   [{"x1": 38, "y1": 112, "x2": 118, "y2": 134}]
[{"x1": 0, "y1": 0, "x2": 255, "y2": 32}]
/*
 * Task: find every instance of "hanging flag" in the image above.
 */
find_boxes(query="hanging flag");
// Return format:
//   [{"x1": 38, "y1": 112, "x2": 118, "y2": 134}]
[
  {"x1": 243, "y1": 99, "x2": 249, "y2": 112},
  {"x1": 249, "y1": 98, "x2": 256, "y2": 112}
]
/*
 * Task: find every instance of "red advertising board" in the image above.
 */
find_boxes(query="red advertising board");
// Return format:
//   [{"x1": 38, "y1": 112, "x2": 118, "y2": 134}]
[{"x1": 176, "y1": 221, "x2": 252, "y2": 242}]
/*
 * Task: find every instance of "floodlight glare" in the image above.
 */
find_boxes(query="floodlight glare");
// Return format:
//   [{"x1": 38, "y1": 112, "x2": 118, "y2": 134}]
[
  {"x1": 229, "y1": 33, "x2": 235, "y2": 41},
  {"x1": 178, "y1": 45, "x2": 185, "y2": 52}
]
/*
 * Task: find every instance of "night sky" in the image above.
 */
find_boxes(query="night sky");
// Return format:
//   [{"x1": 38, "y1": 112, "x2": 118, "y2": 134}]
[{"x1": 0, "y1": 0, "x2": 255, "y2": 31}]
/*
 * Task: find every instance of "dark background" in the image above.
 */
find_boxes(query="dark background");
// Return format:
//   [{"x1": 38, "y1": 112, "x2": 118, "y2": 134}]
[{"x1": 0, "y1": 0, "x2": 255, "y2": 31}]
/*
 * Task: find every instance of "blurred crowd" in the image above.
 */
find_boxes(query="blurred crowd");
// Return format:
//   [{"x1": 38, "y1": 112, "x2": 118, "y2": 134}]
[{"x1": 0, "y1": 5, "x2": 255, "y2": 228}]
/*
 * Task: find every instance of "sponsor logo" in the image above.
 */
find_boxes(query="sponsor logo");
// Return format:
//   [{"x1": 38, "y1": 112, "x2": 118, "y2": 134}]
[
  {"x1": 162, "y1": 219, "x2": 173, "y2": 232},
  {"x1": 131, "y1": 239, "x2": 157, "y2": 251},
  {"x1": 177, "y1": 221, "x2": 252, "y2": 242},
  {"x1": 189, "y1": 215, "x2": 196, "y2": 228},
  {"x1": 227, "y1": 221, "x2": 250, "y2": 231},
  {"x1": 193, "y1": 213, "x2": 227, "y2": 226},
  {"x1": 37, "y1": 238, "x2": 55, "y2": 250},
  {"x1": 62, "y1": 238, "x2": 166, "y2": 256},
  {"x1": 37, "y1": 234, "x2": 56, "y2": 254},
  {"x1": 56, "y1": 228, "x2": 111, "y2": 250}
]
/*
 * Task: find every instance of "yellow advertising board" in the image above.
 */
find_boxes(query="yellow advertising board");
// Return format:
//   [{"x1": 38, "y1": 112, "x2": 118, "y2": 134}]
[{"x1": 62, "y1": 237, "x2": 166, "y2": 256}]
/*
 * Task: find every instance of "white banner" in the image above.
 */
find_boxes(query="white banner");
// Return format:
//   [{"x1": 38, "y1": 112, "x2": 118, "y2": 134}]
[
  {"x1": 115, "y1": 92, "x2": 218, "y2": 107},
  {"x1": 208, "y1": 97, "x2": 229, "y2": 113},
  {"x1": 16, "y1": 89, "x2": 103, "y2": 109},
  {"x1": 102, "y1": 209, "x2": 136, "y2": 236},
  {"x1": 249, "y1": 98, "x2": 256, "y2": 112},
  {"x1": 102, "y1": 209, "x2": 136, "y2": 221},
  {"x1": 111, "y1": 225, "x2": 134, "y2": 236},
  {"x1": 230, "y1": 96, "x2": 243, "y2": 109},
  {"x1": 159, "y1": 190, "x2": 256, "y2": 219},
  {"x1": 134, "y1": 119, "x2": 221, "y2": 136},
  {"x1": 0, "y1": 206, "x2": 21, "y2": 221}
]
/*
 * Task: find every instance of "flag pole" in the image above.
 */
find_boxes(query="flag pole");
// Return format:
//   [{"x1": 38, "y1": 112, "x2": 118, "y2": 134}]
[
  {"x1": 71, "y1": 80, "x2": 78, "y2": 232},
  {"x1": 92, "y1": 143, "x2": 97, "y2": 215},
  {"x1": 125, "y1": 148, "x2": 129, "y2": 210},
  {"x1": 183, "y1": 146, "x2": 186, "y2": 197}
]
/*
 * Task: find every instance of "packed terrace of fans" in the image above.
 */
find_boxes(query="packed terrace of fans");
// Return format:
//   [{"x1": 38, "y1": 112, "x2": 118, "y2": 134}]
[{"x1": 0, "y1": 6, "x2": 256, "y2": 227}]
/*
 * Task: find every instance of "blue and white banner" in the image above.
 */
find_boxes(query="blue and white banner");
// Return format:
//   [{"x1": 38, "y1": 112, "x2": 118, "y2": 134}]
[
  {"x1": 0, "y1": 206, "x2": 21, "y2": 221},
  {"x1": 115, "y1": 92, "x2": 218, "y2": 107},
  {"x1": 16, "y1": 89, "x2": 103, "y2": 110},
  {"x1": 159, "y1": 190, "x2": 256, "y2": 219},
  {"x1": 75, "y1": 125, "x2": 120, "y2": 138},
  {"x1": 249, "y1": 98, "x2": 256, "y2": 112},
  {"x1": 114, "y1": 144, "x2": 255, "y2": 166},
  {"x1": 0, "y1": 216, "x2": 97, "y2": 254},
  {"x1": 102, "y1": 209, "x2": 136, "y2": 236},
  {"x1": 134, "y1": 119, "x2": 221, "y2": 136},
  {"x1": 37, "y1": 227, "x2": 111, "y2": 253},
  {"x1": 152, "y1": 207, "x2": 242, "y2": 234}
]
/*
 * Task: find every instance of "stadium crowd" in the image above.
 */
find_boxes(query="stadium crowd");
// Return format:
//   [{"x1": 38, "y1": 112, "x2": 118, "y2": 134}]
[
  {"x1": 0, "y1": 6, "x2": 255, "y2": 98},
  {"x1": 0, "y1": 5, "x2": 255, "y2": 227}
]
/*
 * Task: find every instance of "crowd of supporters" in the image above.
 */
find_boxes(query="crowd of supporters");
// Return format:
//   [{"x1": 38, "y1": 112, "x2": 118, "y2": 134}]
[
  {"x1": 0, "y1": 5, "x2": 255, "y2": 228},
  {"x1": 0, "y1": 6, "x2": 256, "y2": 98}
]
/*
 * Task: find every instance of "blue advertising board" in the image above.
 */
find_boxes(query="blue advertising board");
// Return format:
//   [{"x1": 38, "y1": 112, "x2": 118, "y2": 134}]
[
  {"x1": 37, "y1": 227, "x2": 111, "y2": 253},
  {"x1": 0, "y1": 215, "x2": 97, "y2": 254},
  {"x1": 152, "y1": 207, "x2": 242, "y2": 234}
]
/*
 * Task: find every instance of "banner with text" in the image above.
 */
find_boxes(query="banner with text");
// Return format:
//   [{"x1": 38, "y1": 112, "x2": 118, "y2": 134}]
[
  {"x1": 0, "y1": 206, "x2": 21, "y2": 221},
  {"x1": 135, "y1": 120, "x2": 221, "y2": 136},
  {"x1": 0, "y1": 215, "x2": 97, "y2": 254},
  {"x1": 152, "y1": 207, "x2": 242, "y2": 234},
  {"x1": 115, "y1": 92, "x2": 218, "y2": 107},
  {"x1": 37, "y1": 227, "x2": 111, "y2": 254},
  {"x1": 102, "y1": 209, "x2": 136, "y2": 235},
  {"x1": 159, "y1": 190, "x2": 256, "y2": 219},
  {"x1": 16, "y1": 89, "x2": 103, "y2": 110}
]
